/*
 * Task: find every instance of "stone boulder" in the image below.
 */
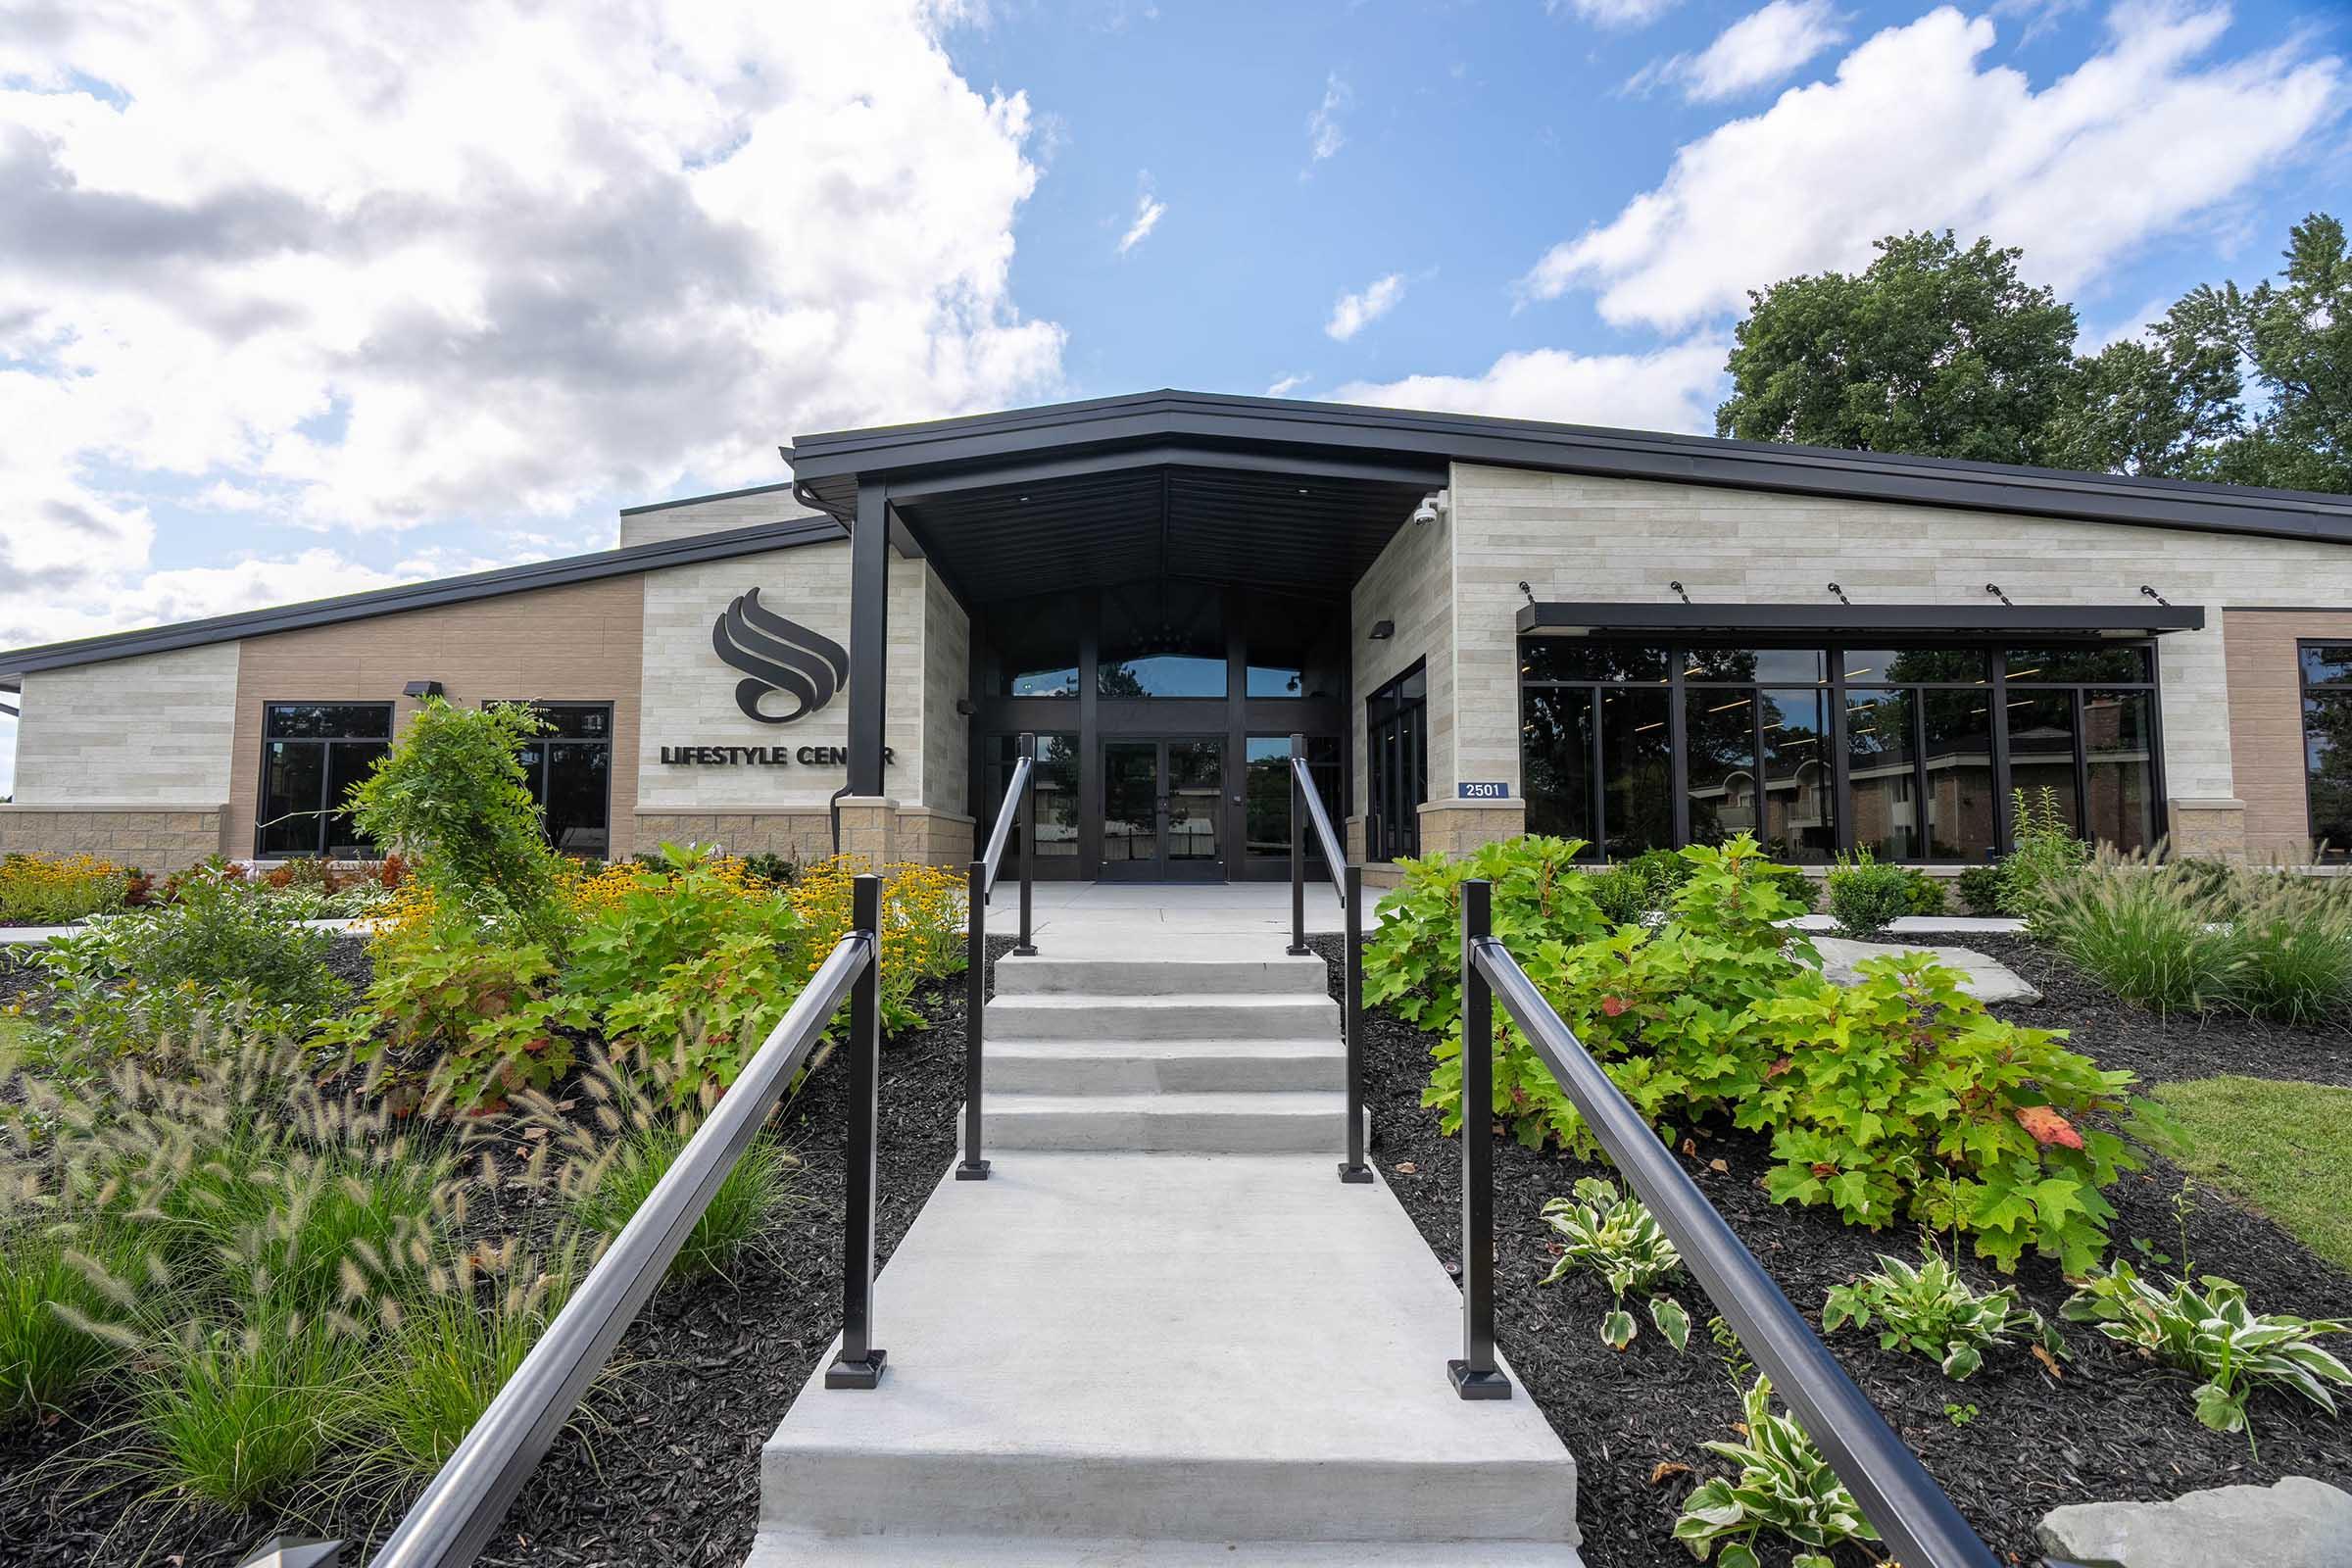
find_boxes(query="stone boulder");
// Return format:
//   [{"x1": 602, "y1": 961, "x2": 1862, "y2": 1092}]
[
  {"x1": 1802, "y1": 935, "x2": 2042, "y2": 1005},
  {"x1": 2037, "y1": 1476, "x2": 2352, "y2": 1568}
]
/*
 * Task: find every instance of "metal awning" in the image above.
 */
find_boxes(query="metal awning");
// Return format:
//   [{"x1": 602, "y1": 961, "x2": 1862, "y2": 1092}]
[{"x1": 1516, "y1": 601, "x2": 2207, "y2": 639}]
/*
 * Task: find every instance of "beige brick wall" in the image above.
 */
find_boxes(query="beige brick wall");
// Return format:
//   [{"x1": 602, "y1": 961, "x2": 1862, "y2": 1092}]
[
  {"x1": 922, "y1": 564, "x2": 971, "y2": 818},
  {"x1": 0, "y1": 806, "x2": 224, "y2": 874},
  {"x1": 1350, "y1": 499, "x2": 1454, "y2": 816},
  {"x1": 1448, "y1": 465, "x2": 2352, "y2": 855},
  {"x1": 227, "y1": 575, "x2": 646, "y2": 858},
  {"x1": 2224, "y1": 609, "x2": 2352, "y2": 858},
  {"x1": 616, "y1": 489, "x2": 823, "y2": 548},
  {"x1": 13, "y1": 642, "x2": 242, "y2": 807}
]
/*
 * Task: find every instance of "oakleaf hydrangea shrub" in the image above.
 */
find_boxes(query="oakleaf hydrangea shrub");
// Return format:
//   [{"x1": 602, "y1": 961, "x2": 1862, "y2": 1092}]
[{"x1": 1367, "y1": 832, "x2": 2138, "y2": 1271}]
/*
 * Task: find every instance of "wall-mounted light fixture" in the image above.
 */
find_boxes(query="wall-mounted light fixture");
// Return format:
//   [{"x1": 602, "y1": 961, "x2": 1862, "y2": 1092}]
[
  {"x1": 1368, "y1": 619, "x2": 1396, "y2": 641},
  {"x1": 402, "y1": 680, "x2": 445, "y2": 700},
  {"x1": 2140, "y1": 584, "x2": 2172, "y2": 607},
  {"x1": 1985, "y1": 583, "x2": 2013, "y2": 607},
  {"x1": 955, "y1": 697, "x2": 976, "y2": 717},
  {"x1": 1517, "y1": 580, "x2": 1537, "y2": 608},
  {"x1": 1826, "y1": 582, "x2": 1851, "y2": 606}
]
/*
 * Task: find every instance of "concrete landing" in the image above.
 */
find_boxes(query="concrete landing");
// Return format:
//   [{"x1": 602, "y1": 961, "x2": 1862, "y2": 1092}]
[{"x1": 751, "y1": 1153, "x2": 1581, "y2": 1561}]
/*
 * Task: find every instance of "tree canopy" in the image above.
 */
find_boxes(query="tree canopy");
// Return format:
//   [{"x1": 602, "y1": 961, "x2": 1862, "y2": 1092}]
[{"x1": 1715, "y1": 214, "x2": 2350, "y2": 495}]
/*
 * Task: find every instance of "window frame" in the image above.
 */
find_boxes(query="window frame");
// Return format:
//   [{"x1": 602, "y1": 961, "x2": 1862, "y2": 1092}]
[
  {"x1": 490, "y1": 700, "x2": 615, "y2": 858},
  {"x1": 1516, "y1": 638, "x2": 2166, "y2": 863},
  {"x1": 255, "y1": 701, "x2": 396, "y2": 858},
  {"x1": 1365, "y1": 662, "x2": 1429, "y2": 862},
  {"x1": 2296, "y1": 640, "x2": 2352, "y2": 862}
]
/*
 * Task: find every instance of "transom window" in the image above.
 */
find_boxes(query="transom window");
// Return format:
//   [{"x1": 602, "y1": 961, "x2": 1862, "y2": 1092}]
[
  {"x1": 494, "y1": 702, "x2": 613, "y2": 857},
  {"x1": 2300, "y1": 644, "x2": 2352, "y2": 860},
  {"x1": 1519, "y1": 639, "x2": 2162, "y2": 863},
  {"x1": 257, "y1": 703, "x2": 393, "y2": 858}
]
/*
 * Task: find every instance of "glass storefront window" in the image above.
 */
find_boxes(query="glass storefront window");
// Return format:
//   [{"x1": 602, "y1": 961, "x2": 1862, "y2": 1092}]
[
  {"x1": 989, "y1": 733, "x2": 1081, "y2": 858},
  {"x1": 1367, "y1": 664, "x2": 1428, "y2": 859},
  {"x1": 1244, "y1": 737, "x2": 1341, "y2": 858},
  {"x1": 496, "y1": 702, "x2": 612, "y2": 857},
  {"x1": 1759, "y1": 688, "x2": 1833, "y2": 861},
  {"x1": 1844, "y1": 688, "x2": 1918, "y2": 859},
  {"x1": 1247, "y1": 663, "x2": 1304, "y2": 698},
  {"x1": 2300, "y1": 645, "x2": 2352, "y2": 860},
  {"x1": 1519, "y1": 637, "x2": 2159, "y2": 863},
  {"x1": 258, "y1": 703, "x2": 393, "y2": 858},
  {"x1": 1008, "y1": 664, "x2": 1080, "y2": 698},
  {"x1": 1100, "y1": 654, "x2": 1226, "y2": 698}
]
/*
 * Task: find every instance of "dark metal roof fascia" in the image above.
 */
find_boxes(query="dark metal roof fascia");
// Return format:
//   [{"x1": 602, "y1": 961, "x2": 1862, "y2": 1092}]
[
  {"x1": 786, "y1": 389, "x2": 2352, "y2": 547},
  {"x1": 0, "y1": 515, "x2": 845, "y2": 681},
  {"x1": 1517, "y1": 601, "x2": 2208, "y2": 636},
  {"x1": 616, "y1": 479, "x2": 806, "y2": 516}
]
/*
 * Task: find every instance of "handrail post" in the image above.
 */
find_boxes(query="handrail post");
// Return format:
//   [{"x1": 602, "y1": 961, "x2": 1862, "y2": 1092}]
[
  {"x1": 826, "y1": 872, "x2": 889, "y2": 1388},
  {"x1": 1287, "y1": 732, "x2": 1309, "y2": 956},
  {"x1": 1449, "y1": 878, "x2": 1511, "y2": 1398},
  {"x1": 1337, "y1": 860, "x2": 1372, "y2": 1184},
  {"x1": 1014, "y1": 731, "x2": 1039, "y2": 956},
  {"x1": 957, "y1": 858, "x2": 991, "y2": 1181}
]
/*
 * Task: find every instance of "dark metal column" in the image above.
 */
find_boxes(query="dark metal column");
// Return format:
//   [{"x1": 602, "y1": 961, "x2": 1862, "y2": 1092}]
[
  {"x1": 826, "y1": 873, "x2": 888, "y2": 1388},
  {"x1": 1338, "y1": 861, "x2": 1372, "y2": 1184},
  {"x1": 958, "y1": 858, "x2": 991, "y2": 1182},
  {"x1": 1449, "y1": 877, "x2": 1511, "y2": 1398},
  {"x1": 847, "y1": 481, "x2": 890, "y2": 801}
]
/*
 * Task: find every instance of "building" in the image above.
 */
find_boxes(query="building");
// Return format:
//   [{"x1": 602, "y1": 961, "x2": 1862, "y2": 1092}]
[{"x1": 4, "y1": 390, "x2": 2352, "y2": 879}]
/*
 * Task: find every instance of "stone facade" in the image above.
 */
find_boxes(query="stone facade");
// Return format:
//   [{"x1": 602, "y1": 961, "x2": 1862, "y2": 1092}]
[
  {"x1": 13, "y1": 642, "x2": 242, "y2": 808},
  {"x1": 0, "y1": 806, "x2": 225, "y2": 874}
]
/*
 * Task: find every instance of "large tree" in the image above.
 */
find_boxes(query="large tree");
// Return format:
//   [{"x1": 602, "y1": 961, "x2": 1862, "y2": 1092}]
[
  {"x1": 2189, "y1": 213, "x2": 2352, "y2": 494},
  {"x1": 1715, "y1": 231, "x2": 2081, "y2": 466}
]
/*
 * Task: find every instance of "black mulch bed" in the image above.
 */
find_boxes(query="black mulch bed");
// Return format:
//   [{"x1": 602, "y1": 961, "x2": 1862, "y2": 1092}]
[
  {"x1": 1953, "y1": 931, "x2": 2352, "y2": 1090},
  {"x1": 1305, "y1": 932, "x2": 2352, "y2": 1568},
  {"x1": 0, "y1": 969, "x2": 975, "y2": 1568}
]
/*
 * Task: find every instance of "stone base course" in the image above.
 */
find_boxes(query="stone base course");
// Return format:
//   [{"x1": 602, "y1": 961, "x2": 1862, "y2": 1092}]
[
  {"x1": 633, "y1": 804, "x2": 971, "y2": 868},
  {"x1": 0, "y1": 805, "x2": 225, "y2": 874}
]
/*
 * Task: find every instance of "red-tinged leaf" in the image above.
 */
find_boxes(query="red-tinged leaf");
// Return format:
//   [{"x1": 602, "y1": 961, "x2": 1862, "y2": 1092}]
[
  {"x1": 1600, "y1": 995, "x2": 1629, "y2": 1017},
  {"x1": 2015, "y1": 1104, "x2": 2084, "y2": 1150}
]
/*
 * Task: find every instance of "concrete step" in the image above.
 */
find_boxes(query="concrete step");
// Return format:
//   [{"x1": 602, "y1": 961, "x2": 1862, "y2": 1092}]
[
  {"x1": 983, "y1": 993, "x2": 1340, "y2": 1043},
  {"x1": 993, "y1": 954, "x2": 1333, "y2": 997},
  {"x1": 985, "y1": 1038, "x2": 1346, "y2": 1095},
  {"x1": 982, "y1": 1091, "x2": 1349, "y2": 1153},
  {"x1": 746, "y1": 1530, "x2": 1586, "y2": 1565},
  {"x1": 759, "y1": 1155, "x2": 1578, "y2": 1550}
]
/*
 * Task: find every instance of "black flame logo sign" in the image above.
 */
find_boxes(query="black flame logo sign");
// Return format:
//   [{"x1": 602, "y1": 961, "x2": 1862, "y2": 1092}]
[{"x1": 710, "y1": 588, "x2": 850, "y2": 724}]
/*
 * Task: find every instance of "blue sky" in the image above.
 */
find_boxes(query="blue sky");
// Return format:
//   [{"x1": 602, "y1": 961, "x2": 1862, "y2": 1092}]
[{"x1": 1, "y1": 0, "x2": 2347, "y2": 794}]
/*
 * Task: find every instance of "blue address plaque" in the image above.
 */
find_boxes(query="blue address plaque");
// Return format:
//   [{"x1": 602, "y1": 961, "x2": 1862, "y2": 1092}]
[{"x1": 1457, "y1": 781, "x2": 1511, "y2": 800}]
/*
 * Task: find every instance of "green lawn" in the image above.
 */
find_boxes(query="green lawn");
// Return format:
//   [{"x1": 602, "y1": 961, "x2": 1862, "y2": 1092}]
[
  {"x1": 0, "y1": 1010, "x2": 25, "y2": 1076},
  {"x1": 2143, "y1": 1075, "x2": 2352, "y2": 1272}
]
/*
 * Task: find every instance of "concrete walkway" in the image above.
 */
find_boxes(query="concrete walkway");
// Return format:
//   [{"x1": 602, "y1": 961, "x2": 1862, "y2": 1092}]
[{"x1": 0, "y1": 915, "x2": 367, "y2": 945}]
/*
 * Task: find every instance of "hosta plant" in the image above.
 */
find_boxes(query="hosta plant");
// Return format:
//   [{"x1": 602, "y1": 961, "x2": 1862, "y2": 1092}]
[
  {"x1": 2061, "y1": 1262, "x2": 2352, "y2": 1441},
  {"x1": 1822, "y1": 1249, "x2": 2061, "y2": 1380},
  {"x1": 1539, "y1": 1177, "x2": 1689, "y2": 1351},
  {"x1": 1674, "y1": 1374, "x2": 1880, "y2": 1568}
]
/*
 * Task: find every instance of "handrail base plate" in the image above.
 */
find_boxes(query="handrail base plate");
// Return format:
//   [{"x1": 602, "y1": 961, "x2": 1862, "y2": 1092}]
[
  {"x1": 826, "y1": 1349, "x2": 889, "y2": 1390},
  {"x1": 1446, "y1": 1360, "x2": 1513, "y2": 1400},
  {"x1": 955, "y1": 1159, "x2": 993, "y2": 1181},
  {"x1": 1337, "y1": 1162, "x2": 1374, "y2": 1184}
]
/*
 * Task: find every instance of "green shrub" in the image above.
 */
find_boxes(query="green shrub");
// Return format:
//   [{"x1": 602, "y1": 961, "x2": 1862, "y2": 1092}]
[
  {"x1": 739, "y1": 853, "x2": 800, "y2": 888},
  {"x1": 1954, "y1": 863, "x2": 2006, "y2": 917},
  {"x1": 573, "y1": 1124, "x2": 796, "y2": 1282},
  {"x1": 1674, "y1": 1374, "x2": 1878, "y2": 1568},
  {"x1": 1625, "y1": 847, "x2": 1693, "y2": 901},
  {"x1": 1538, "y1": 1177, "x2": 1689, "y2": 1351},
  {"x1": 137, "y1": 1314, "x2": 363, "y2": 1509},
  {"x1": 1751, "y1": 860, "x2": 1817, "y2": 914},
  {"x1": 1899, "y1": 868, "x2": 1947, "y2": 916},
  {"x1": 332, "y1": 912, "x2": 568, "y2": 1113},
  {"x1": 1823, "y1": 850, "x2": 1913, "y2": 937},
  {"x1": 0, "y1": 1223, "x2": 142, "y2": 1423},
  {"x1": 348, "y1": 697, "x2": 570, "y2": 949},
  {"x1": 359, "y1": 1242, "x2": 581, "y2": 1475},
  {"x1": 1364, "y1": 835, "x2": 1609, "y2": 1040},
  {"x1": 1999, "y1": 786, "x2": 2089, "y2": 917},
  {"x1": 1822, "y1": 1249, "x2": 2059, "y2": 1380},
  {"x1": 2062, "y1": 1262, "x2": 2352, "y2": 1440},
  {"x1": 0, "y1": 853, "x2": 132, "y2": 924},
  {"x1": 1582, "y1": 865, "x2": 1656, "y2": 927}
]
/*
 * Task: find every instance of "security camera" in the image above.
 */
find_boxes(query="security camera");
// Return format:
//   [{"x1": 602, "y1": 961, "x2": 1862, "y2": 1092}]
[{"x1": 1410, "y1": 489, "x2": 1448, "y2": 527}]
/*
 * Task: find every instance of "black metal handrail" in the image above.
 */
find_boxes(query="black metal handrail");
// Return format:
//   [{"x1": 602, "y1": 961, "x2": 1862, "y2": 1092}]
[
  {"x1": 960, "y1": 730, "x2": 1040, "y2": 1182},
  {"x1": 1453, "y1": 877, "x2": 2004, "y2": 1568},
  {"x1": 1288, "y1": 734, "x2": 1370, "y2": 1185},
  {"x1": 248, "y1": 876, "x2": 893, "y2": 1568}
]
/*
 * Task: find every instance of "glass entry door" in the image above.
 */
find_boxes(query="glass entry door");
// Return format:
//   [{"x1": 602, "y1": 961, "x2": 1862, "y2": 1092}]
[{"x1": 1100, "y1": 737, "x2": 1225, "y2": 881}]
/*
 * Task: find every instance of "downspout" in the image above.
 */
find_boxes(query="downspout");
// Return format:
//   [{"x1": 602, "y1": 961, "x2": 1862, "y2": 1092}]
[{"x1": 784, "y1": 446, "x2": 860, "y2": 858}]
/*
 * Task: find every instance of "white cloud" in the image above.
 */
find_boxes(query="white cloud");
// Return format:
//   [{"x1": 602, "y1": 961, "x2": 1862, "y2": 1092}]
[
  {"x1": 0, "y1": 0, "x2": 1065, "y2": 650},
  {"x1": 1306, "y1": 73, "x2": 1350, "y2": 166},
  {"x1": 1265, "y1": 373, "x2": 1311, "y2": 397},
  {"x1": 1548, "y1": 0, "x2": 1680, "y2": 28},
  {"x1": 1336, "y1": 340, "x2": 1729, "y2": 435},
  {"x1": 1628, "y1": 0, "x2": 1846, "y2": 102},
  {"x1": 1117, "y1": 180, "x2": 1168, "y2": 254},
  {"x1": 1326, "y1": 273, "x2": 1406, "y2": 341},
  {"x1": 1526, "y1": 3, "x2": 2343, "y2": 331}
]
